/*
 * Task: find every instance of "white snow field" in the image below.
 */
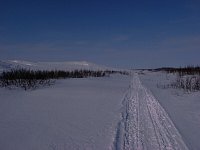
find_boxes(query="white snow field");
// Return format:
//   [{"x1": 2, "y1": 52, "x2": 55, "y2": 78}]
[
  {"x1": 0, "y1": 75, "x2": 130, "y2": 150},
  {"x1": 0, "y1": 61, "x2": 199, "y2": 150}
]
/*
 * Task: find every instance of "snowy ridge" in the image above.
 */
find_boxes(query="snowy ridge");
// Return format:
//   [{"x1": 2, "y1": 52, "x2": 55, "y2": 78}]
[
  {"x1": 0, "y1": 60, "x2": 116, "y2": 71},
  {"x1": 112, "y1": 73, "x2": 188, "y2": 150}
]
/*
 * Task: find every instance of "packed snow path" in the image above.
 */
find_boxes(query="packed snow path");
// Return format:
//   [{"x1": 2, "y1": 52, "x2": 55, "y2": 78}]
[{"x1": 112, "y1": 73, "x2": 188, "y2": 150}]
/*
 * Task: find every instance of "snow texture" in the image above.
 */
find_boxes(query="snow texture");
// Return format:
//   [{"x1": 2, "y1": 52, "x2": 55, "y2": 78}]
[
  {"x1": 140, "y1": 71, "x2": 200, "y2": 150},
  {"x1": 112, "y1": 73, "x2": 188, "y2": 150},
  {"x1": 0, "y1": 75, "x2": 130, "y2": 150}
]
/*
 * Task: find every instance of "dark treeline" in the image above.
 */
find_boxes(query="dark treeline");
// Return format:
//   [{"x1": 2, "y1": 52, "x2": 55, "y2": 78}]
[
  {"x1": 155, "y1": 65, "x2": 200, "y2": 76},
  {"x1": 104, "y1": 70, "x2": 130, "y2": 76},
  {"x1": 0, "y1": 69, "x2": 129, "y2": 90}
]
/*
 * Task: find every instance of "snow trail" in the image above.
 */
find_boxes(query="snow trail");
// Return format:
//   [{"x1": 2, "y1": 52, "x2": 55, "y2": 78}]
[{"x1": 112, "y1": 73, "x2": 188, "y2": 150}]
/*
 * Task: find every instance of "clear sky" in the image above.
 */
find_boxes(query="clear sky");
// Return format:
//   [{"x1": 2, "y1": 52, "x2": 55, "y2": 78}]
[{"x1": 0, "y1": 0, "x2": 200, "y2": 68}]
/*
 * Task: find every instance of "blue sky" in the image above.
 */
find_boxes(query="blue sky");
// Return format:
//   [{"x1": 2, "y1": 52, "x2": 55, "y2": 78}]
[{"x1": 0, "y1": 0, "x2": 200, "y2": 68}]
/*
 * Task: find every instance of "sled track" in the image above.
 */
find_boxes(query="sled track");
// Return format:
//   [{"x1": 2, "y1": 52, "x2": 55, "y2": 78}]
[{"x1": 112, "y1": 74, "x2": 188, "y2": 150}]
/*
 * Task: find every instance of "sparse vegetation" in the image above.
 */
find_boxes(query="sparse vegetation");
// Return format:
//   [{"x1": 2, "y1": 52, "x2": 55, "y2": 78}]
[
  {"x1": 170, "y1": 75, "x2": 200, "y2": 92},
  {"x1": 157, "y1": 66, "x2": 200, "y2": 92},
  {"x1": 0, "y1": 69, "x2": 129, "y2": 90}
]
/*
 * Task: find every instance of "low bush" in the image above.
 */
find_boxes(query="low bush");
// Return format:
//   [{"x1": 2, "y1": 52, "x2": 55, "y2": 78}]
[
  {"x1": 170, "y1": 75, "x2": 200, "y2": 92},
  {"x1": 156, "y1": 66, "x2": 200, "y2": 92}
]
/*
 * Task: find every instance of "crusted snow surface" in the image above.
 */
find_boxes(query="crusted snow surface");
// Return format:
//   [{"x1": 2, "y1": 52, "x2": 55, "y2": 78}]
[{"x1": 112, "y1": 73, "x2": 188, "y2": 150}]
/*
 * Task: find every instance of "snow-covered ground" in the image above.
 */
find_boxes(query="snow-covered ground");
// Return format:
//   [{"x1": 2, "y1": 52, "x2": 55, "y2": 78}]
[
  {"x1": 112, "y1": 73, "x2": 188, "y2": 150},
  {"x1": 0, "y1": 61, "x2": 199, "y2": 150},
  {"x1": 140, "y1": 71, "x2": 200, "y2": 150},
  {"x1": 0, "y1": 75, "x2": 130, "y2": 150}
]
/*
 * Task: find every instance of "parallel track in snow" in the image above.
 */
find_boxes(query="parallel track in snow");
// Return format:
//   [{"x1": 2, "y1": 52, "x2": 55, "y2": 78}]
[{"x1": 112, "y1": 73, "x2": 188, "y2": 150}]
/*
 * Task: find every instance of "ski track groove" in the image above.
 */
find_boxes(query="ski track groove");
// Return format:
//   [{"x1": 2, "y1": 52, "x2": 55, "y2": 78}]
[{"x1": 112, "y1": 73, "x2": 188, "y2": 150}]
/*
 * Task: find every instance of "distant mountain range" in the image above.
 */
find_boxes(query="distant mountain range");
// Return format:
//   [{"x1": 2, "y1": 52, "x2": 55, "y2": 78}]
[{"x1": 0, "y1": 60, "x2": 116, "y2": 72}]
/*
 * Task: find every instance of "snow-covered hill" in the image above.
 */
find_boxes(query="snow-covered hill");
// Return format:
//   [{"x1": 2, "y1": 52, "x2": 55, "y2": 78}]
[{"x1": 0, "y1": 60, "x2": 115, "y2": 71}]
